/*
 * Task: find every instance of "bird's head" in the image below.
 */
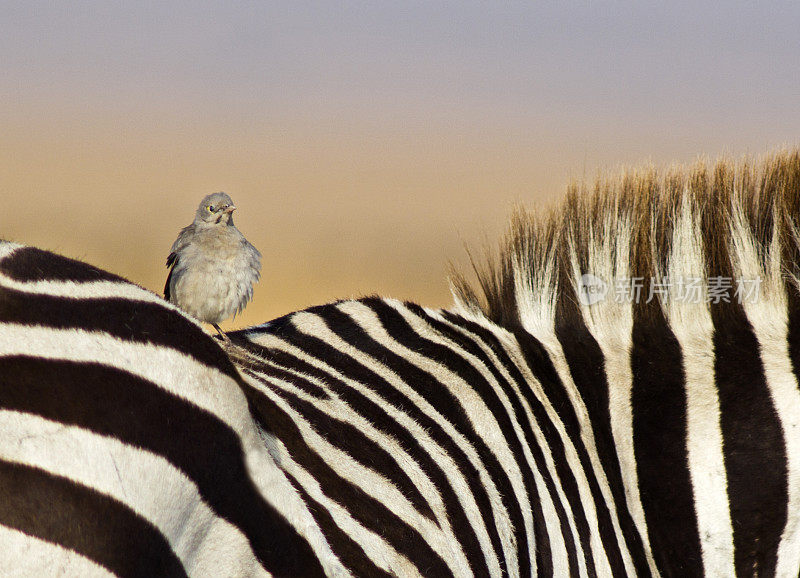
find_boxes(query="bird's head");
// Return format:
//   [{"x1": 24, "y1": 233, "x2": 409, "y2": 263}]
[{"x1": 195, "y1": 192, "x2": 237, "y2": 226}]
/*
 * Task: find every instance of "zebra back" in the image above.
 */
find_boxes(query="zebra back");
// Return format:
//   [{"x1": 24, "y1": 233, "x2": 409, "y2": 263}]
[{"x1": 231, "y1": 296, "x2": 651, "y2": 577}]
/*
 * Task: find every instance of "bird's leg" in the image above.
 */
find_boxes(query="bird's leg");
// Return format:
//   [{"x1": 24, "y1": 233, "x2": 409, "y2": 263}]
[{"x1": 212, "y1": 324, "x2": 230, "y2": 342}]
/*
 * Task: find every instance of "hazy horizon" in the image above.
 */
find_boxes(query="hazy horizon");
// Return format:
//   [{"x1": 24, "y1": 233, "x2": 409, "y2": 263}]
[{"x1": 3, "y1": 2, "x2": 799, "y2": 330}]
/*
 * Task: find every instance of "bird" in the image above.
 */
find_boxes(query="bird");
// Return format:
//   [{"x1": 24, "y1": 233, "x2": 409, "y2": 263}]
[{"x1": 164, "y1": 192, "x2": 262, "y2": 340}]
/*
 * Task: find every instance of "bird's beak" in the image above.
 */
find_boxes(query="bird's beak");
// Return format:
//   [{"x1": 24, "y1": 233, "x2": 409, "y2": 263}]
[{"x1": 224, "y1": 205, "x2": 236, "y2": 213}]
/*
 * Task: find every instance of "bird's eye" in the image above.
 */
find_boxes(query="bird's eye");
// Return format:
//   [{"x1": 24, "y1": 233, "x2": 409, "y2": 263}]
[{"x1": 207, "y1": 205, "x2": 214, "y2": 212}]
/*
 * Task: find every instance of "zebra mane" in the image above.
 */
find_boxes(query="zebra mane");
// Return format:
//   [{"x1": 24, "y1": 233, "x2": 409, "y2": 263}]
[{"x1": 452, "y1": 148, "x2": 800, "y2": 330}]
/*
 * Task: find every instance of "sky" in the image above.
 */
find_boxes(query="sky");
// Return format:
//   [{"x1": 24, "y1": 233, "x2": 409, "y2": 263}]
[{"x1": 2, "y1": 1, "x2": 799, "y2": 329}]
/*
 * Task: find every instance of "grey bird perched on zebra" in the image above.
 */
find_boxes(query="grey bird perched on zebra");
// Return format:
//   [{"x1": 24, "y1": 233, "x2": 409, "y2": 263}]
[{"x1": 165, "y1": 192, "x2": 262, "y2": 339}]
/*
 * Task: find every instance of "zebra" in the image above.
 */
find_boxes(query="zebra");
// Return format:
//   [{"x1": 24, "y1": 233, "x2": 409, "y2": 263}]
[{"x1": 2, "y1": 149, "x2": 800, "y2": 577}]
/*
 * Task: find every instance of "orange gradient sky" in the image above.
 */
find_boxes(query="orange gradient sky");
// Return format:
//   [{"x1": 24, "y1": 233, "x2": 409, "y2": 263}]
[{"x1": 2, "y1": 2, "x2": 800, "y2": 329}]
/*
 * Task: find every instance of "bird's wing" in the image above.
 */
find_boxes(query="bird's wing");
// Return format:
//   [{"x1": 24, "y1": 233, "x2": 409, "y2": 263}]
[
  {"x1": 167, "y1": 225, "x2": 195, "y2": 261},
  {"x1": 164, "y1": 254, "x2": 177, "y2": 300},
  {"x1": 164, "y1": 225, "x2": 197, "y2": 299},
  {"x1": 164, "y1": 225, "x2": 194, "y2": 299}
]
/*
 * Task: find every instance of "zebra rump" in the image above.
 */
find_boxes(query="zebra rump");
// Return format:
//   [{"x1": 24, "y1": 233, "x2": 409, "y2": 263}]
[
  {"x1": 0, "y1": 243, "x2": 332, "y2": 577},
  {"x1": 2, "y1": 149, "x2": 800, "y2": 577}
]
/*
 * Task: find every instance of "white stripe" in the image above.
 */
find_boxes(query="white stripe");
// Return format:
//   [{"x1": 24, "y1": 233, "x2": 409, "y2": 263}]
[
  {"x1": 0, "y1": 525, "x2": 115, "y2": 578},
  {"x1": 750, "y1": 311, "x2": 800, "y2": 577},
  {"x1": 0, "y1": 242, "x2": 22, "y2": 261},
  {"x1": 0, "y1": 271, "x2": 178, "y2": 311},
  {"x1": 664, "y1": 195, "x2": 734, "y2": 576},
  {"x1": 0, "y1": 410, "x2": 269, "y2": 577},
  {"x1": 673, "y1": 318, "x2": 734, "y2": 575}
]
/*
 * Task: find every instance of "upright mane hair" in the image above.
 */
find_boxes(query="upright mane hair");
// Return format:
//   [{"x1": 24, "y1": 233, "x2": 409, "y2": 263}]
[{"x1": 452, "y1": 149, "x2": 800, "y2": 330}]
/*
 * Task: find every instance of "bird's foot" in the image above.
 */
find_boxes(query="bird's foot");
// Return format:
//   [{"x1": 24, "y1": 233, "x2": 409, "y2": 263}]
[{"x1": 212, "y1": 324, "x2": 231, "y2": 343}]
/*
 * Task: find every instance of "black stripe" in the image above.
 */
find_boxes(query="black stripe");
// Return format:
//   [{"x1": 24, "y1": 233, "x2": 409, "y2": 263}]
[
  {"x1": 713, "y1": 307, "x2": 786, "y2": 577},
  {"x1": 0, "y1": 246, "x2": 124, "y2": 283},
  {"x1": 235, "y1": 318, "x2": 494, "y2": 576},
  {"x1": 0, "y1": 356, "x2": 325, "y2": 577},
  {"x1": 284, "y1": 473, "x2": 394, "y2": 578},
  {"x1": 0, "y1": 459, "x2": 187, "y2": 578},
  {"x1": 631, "y1": 304, "x2": 703, "y2": 576},
  {"x1": 513, "y1": 327, "x2": 598, "y2": 578},
  {"x1": 0, "y1": 285, "x2": 239, "y2": 381},
  {"x1": 239, "y1": 357, "x2": 330, "y2": 400},
  {"x1": 555, "y1": 312, "x2": 652, "y2": 576},
  {"x1": 244, "y1": 367, "x2": 437, "y2": 522},
  {"x1": 242, "y1": 381, "x2": 454, "y2": 577}
]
